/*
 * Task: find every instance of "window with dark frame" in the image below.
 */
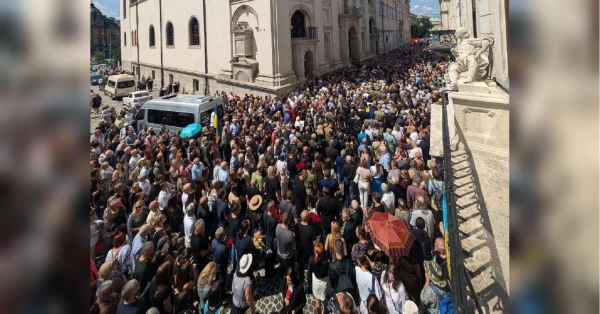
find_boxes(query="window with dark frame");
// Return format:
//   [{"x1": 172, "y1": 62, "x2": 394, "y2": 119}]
[
  {"x1": 166, "y1": 22, "x2": 174, "y2": 46},
  {"x1": 189, "y1": 18, "x2": 200, "y2": 46},
  {"x1": 149, "y1": 25, "x2": 155, "y2": 47}
]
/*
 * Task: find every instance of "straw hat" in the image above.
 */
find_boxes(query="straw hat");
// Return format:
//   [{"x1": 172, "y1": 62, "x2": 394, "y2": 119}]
[
  {"x1": 239, "y1": 253, "x2": 253, "y2": 274},
  {"x1": 248, "y1": 195, "x2": 263, "y2": 211},
  {"x1": 403, "y1": 300, "x2": 419, "y2": 314}
]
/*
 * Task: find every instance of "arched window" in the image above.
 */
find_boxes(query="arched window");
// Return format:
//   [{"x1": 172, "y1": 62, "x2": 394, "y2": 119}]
[
  {"x1": 166, "y1": 22, "x2": 174, "y2": 46},
  {"x1": 149, "y1": 25, "x2": 155, "y2": 47},
  {"x1": 124, "y1": 32, "x2": 127, "y2": 46},
  {"x1": 189, "y1": 17, "x2": 200, "y2": 46},
  {"x1": 123, "y1": 0, "x2": 127, "y2": 19},
  {"x1": 291, "y1": 11, "x2": 306, "y2": 38}
]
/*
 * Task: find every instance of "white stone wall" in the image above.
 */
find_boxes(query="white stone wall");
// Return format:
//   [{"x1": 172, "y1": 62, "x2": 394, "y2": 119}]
[{"x1": 121, "y1": 0, "x2": 407, "y2": 95}]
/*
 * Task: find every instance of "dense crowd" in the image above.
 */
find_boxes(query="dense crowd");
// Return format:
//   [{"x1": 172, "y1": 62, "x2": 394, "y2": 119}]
[{"x1": 90, "y1": 42, "x2": 453, "y2": 314}]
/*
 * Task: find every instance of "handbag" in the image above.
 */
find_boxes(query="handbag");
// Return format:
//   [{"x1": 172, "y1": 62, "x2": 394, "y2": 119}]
[{"x1": 353, "y1": 169, "x2": 359, "y2": 184}]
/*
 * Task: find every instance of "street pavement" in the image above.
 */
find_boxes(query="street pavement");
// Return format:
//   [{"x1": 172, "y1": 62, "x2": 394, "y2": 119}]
[{"x1": 89, "y1": 85, "x2": 160, "y2": 133}]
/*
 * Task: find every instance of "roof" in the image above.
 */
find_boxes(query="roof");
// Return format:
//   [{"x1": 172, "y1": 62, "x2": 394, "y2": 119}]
[
  {"x1": 90, "y1": 3, "x2": 103, "y2": 21},
  {"x1": 157, "y1": 94, "x2": 210, "y2": 104},
  {"x1": 143, "y1": 94, "x2": 224, "y2": 111},
  {"x1": 107, "y1": 74, "x2": 135, "y2": 80}
]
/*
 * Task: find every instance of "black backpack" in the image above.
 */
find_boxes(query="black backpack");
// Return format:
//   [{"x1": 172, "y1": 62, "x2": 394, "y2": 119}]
[{"x1": 335, "y1": 259, "x2": 355, "y2": 295}]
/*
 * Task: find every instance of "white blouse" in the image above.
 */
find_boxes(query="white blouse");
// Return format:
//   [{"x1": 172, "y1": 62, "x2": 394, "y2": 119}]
[
  {"x1": 370, "y1": 165, "x2": 383, "y2": 179},
  {"x1": 380, "y1": 270, "x2": 407, "y2": 314}
]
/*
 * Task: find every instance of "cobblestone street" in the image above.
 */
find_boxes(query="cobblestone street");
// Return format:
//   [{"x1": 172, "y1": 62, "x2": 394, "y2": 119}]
[{"x1": 222, "y1": 262, "x2": 318, "y2": 314}]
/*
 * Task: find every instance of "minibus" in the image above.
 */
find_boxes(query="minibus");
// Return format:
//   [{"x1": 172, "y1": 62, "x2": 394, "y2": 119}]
[
  {"x1": 104, "y1": 74, "x2": 136, "y2": 99},
  {"x1": 133, "y1": 94, "x2": 225, "y2": 134}
]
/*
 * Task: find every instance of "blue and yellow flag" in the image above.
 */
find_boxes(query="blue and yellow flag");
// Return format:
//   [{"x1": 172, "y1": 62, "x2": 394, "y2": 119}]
[{"x1": 213, "y1": 104, "x2": 222, "y2": 143}]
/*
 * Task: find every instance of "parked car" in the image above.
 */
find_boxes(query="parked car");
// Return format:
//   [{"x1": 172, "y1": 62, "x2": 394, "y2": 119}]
[
  {"x1": 90, "y1": 74, "x2": 104, "y2": 86},
  {"x1": 123, "y1": 91, "x2": 153, "y2": 109}
]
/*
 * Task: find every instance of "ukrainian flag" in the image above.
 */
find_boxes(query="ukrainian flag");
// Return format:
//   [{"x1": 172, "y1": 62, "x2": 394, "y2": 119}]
[{"x1": 213, "y1": 104, "x2": 222, "y2": 143}]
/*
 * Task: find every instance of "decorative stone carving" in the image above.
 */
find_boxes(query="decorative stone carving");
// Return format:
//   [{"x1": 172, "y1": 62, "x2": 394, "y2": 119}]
[
  {"x1": 447, "y1": 27, "x2": 494, "y2": 90},
  {"x1": 232, "y1": 22, "x2": 253, "y2": 57},
  {"x1": 235, "y1": 71, "x2": 249, "y2": 82}
]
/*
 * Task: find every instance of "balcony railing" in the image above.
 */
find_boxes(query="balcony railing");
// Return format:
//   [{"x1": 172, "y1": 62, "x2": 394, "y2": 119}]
[
  {"x1": 339, "y1": 5, "x2": 362, "y2": 16},
  {"x1": 370, "y1": 27, "x2": 380, "y2": 36},
  {"x1": 291, "y1": 27, "x2": 319, "y2": 41}
]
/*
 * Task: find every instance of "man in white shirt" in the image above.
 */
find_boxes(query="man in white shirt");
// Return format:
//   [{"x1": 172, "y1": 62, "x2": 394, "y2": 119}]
[
  {"x1": 408, "y1": 140, "x2": 423, "y2": 159},
  {"x1": 409, "y1": 127, "x2": 419, "y2": 143},
  {"x1": 158, "y1": 181, "x2": 171, "y2": 211},
  {"x1": 212, "y1": 163, "x2": 222, "y2": 182},
  {"x1": 391, "y1": 125, "x2": 403, "y2": 142},
  {"x1": 129, "y1": 149, "x2": 141, "y2": 170},
  {"x1": 120, "y1": 125, "x2": 136, "y2": 140},
  {"x1": 138, "y1": 174, "x2": 151, "y2": 197},
  {"x1": 183, "y1": 203, "x2": 196, "y2": 248},
  {"x1": 380, "y1": 183, "x2": 396, "y2": 215}
]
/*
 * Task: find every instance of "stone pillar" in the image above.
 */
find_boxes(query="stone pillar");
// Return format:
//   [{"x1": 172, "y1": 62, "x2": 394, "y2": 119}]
[{"x1": 339, "y1": 25, "x2": 349, "y2": 64}]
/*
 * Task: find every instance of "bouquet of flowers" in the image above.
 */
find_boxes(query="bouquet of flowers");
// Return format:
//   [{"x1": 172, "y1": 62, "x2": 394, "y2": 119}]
[
  {"x1": 226, "y1": 238, "x2": 233, "y2": 249},
  {"x1": 307, "y1": 209, "x2": 323, "y2": 238},
  {"x1": 307, "y1": 212, "x2": 321, "y2": 224},
  {"x1": 252, "y1": 230, "x2": 265, "y2": 251}
]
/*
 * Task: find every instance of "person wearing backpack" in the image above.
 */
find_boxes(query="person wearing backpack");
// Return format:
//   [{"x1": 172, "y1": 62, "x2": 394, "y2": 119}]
[
  {"x1": 329, "y1": 239, "x2": 357, "y2": 296},
  {"x1": 421, "y1": 260, "x2": 453, "y2": 314},
  {"x1": 354, "y1": 252, "x2": 382, "y2": 314},
  {"x1": 428, "y1": 168, "x2": 444, "y2": 210}
]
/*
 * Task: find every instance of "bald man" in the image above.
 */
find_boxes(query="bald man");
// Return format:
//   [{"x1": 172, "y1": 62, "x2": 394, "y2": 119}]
[
  {"x1": 433, "y1": 237, "x2": 449, "y2": 280},
  {"x1": 247, "y1": 177, "x2": 260, "y2": 202}
]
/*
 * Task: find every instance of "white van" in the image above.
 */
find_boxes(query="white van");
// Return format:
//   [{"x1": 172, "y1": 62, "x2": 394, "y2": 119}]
[
  {"x1": 92, "y1": 64, "x2": 108, "y2": 71},
  {"x1": 104, "y1": 74, "x2": 136, "y2": 99},
  {"x1": 133, "y1": 94, "x2": 225, "y2": 134}
]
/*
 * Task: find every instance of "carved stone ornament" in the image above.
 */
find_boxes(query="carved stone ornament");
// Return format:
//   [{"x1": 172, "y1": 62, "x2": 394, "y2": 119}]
[
  {"x1": 232, "y1": 21, "x2": 253, "y2": 57},
  {"x1": 446, "y1": 27, "x2": 494, "y2": 90}
]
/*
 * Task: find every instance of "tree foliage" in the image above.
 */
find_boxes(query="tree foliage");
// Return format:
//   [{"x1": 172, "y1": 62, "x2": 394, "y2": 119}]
[
  {"x1": 93, "y1": 50, "x2": 105, "y2": 64},
  {"x1": 111, "y1": 48, "x2": 121, "y2": 67},
  {"x1": 411, "y1": 17, "x2": 434, "y2": 38}
]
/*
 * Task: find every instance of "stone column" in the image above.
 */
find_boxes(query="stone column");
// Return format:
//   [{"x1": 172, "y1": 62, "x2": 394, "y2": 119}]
[{"x1": 339, "y1": 24, "x2": 349, "y2": 64}]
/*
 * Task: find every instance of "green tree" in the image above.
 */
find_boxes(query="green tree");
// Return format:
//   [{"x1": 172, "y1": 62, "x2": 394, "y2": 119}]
[
  {"x1": 411, "y1": 16, "x2": 434, "y2": 38},
  {"x1": 93, "y1": 50, "x2": 105, "y2": 64},
  {"x1": 111, "y1": 48, "x2": 121, "y2": 67}
]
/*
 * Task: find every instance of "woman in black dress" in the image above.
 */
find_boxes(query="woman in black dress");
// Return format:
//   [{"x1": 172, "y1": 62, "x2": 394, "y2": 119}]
[{"x1": 279, "y1": 267, "x2": 306, "y2": 314}]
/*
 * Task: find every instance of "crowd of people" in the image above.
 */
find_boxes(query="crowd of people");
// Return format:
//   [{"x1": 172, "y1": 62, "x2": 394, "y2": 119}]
[{"x1": 90, "y1": 42, "x2": 454, "y2": 314}]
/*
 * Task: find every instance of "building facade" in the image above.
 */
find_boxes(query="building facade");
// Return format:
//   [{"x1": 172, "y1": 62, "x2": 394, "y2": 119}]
[
  {"x1": 120, "y1": 0, "x2": 410, "y2": 96},
  {"x1": 431, "y1": 18, "x2": 442, "y2": 31},
  {"x1": 439, "y1": 0, "x2": 508, "y2": 81},
  {"x1": 91, "y1": 3, "x2": 120, "y2": 58}
]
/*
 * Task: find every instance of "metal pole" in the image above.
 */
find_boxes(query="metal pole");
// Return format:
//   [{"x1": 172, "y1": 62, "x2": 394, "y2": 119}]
[
  {"x1": 202, "y1": 0, "x2": 209, "y2": 95},
  {"x1": 159, "y1": 0, "x2": 164, "y2": 89},
  {"x1": 136, "y1": 2, "x2": 140, "y2": 80}
]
